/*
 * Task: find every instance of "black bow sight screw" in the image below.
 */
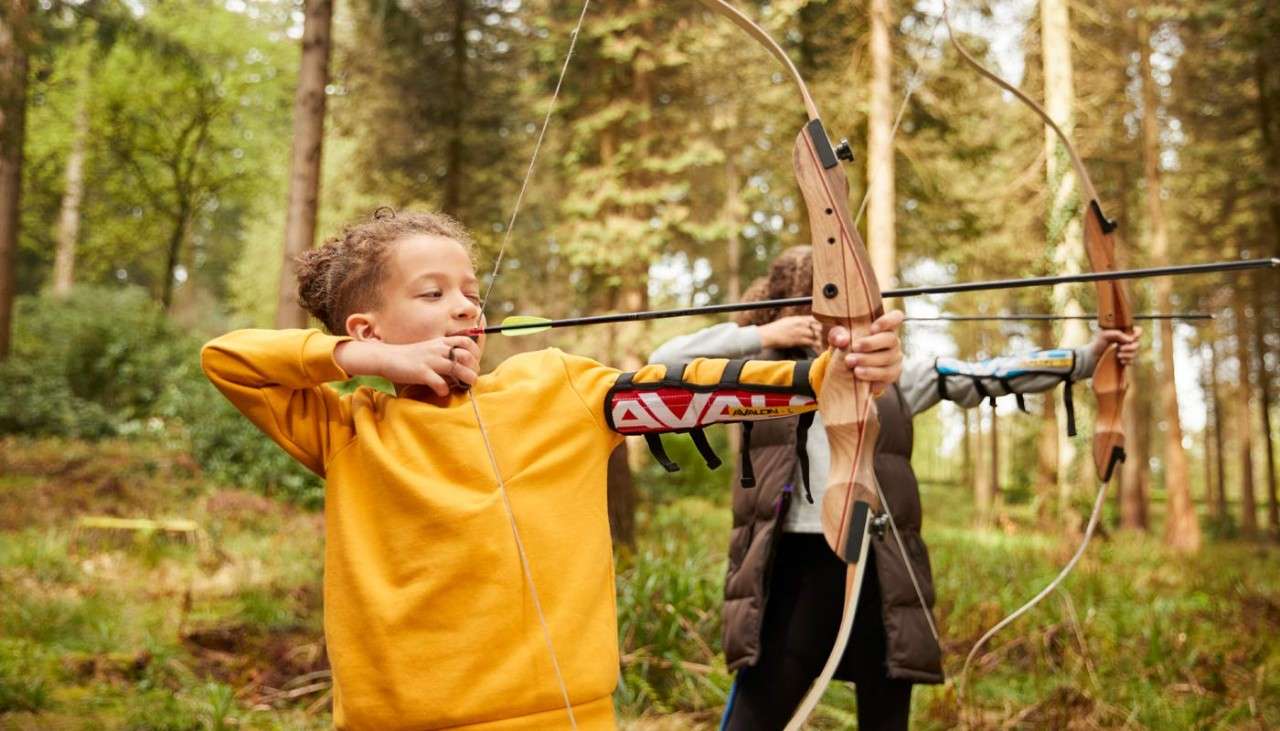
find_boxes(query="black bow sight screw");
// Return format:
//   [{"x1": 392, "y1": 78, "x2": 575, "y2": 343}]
[{"x1": 835, "y1": 139, "x2": 854, "y2": 163}]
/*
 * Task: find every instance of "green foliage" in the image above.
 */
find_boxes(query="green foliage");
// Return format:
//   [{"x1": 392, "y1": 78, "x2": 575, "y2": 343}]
[
  {"x1": 615, "y1": 496, "x2": 732, "y2": 716},
  {"x1": 0, "y1": 288, "x2": 193, "y2": 438},
  {"x1": 157, "y1": 361, "x2": 323, "y2": 506},
  {"x1": 0, "y1": 639, "x2": 55, "y2": 713}
]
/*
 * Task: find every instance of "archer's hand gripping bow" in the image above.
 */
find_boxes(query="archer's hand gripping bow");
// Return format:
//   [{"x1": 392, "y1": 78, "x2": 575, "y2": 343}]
[
  {"x1": 691, "y1": 2, "x2": 889, "y2": 726},
  {"x1": 943, "y1": 0, "x2": 1135, "y2": 700}
]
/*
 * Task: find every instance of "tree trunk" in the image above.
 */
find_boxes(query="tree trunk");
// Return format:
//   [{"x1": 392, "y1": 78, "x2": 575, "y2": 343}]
[
  {"x1": 275, "y1": 0, "x2": 333, "y2": 329},
  {"x1": 974, "y1": 408, "x2": 992, "y2": 527},
  {"x1": 962, "y1": 407, "x2": 973, "y2": 487},
  {"x1": 1139, "y1": 3, "x2": 1198, "y2": 551},
  {"x1": 1036, "y1": 322, "x2": 1058, "y2": 524},
  {"x1": 990, "y1": 406, "x2": 1000, "y2": 515},
  {"x1": 866, "y1": 0, "x2": 895, "y2": 291},
  {"x1": 442, "y1": 0, "x2": 467, "y2": 214},
  {"x1": 1234, "y1": 296, "x2": 1257, "y2": 537},
  {"x1": 1040, "y1": 0, "x2": 1086, "y2": 510},
  {"x1": 1255, "y1": 288, "x2": 1279, "y2": 539},
  {"x1": 161, "y1": 205, "x2": 190, "y2": 310},
  {"x1": 1209, "y1": 336, "x2": 1229, "y2": 522},
  {"x1": 1120, "y1": 362, "x2": 1149, "y2": 530},
  {"x1": 0, "y1": 0, "x2": 29, "y2": 360},
  {"x1": 1201, "y1": 344, "x2": 1220, "y2": 521},
  {"x1": 53, "y1": 54, "x2": 91, "y2": 298}
]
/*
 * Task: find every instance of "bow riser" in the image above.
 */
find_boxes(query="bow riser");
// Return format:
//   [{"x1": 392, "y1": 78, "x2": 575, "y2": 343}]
[
  {"x1": 1083, "y1": 202, "x2": 1132, "y2": 483},
  {"x1": 794, "y1": 120, "x2": 885, "y2": 560}
]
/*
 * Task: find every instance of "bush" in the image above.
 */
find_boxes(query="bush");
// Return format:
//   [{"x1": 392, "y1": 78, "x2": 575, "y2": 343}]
[
  {"x1": 158, "y1": 359, "x2": 324, "y2": 506},
  {"x1": 0, "y1": 287, "x2": 322, "y2": 504},
  {"x1": 0, "y1": 287, "x2": 193, "y2": 438}
]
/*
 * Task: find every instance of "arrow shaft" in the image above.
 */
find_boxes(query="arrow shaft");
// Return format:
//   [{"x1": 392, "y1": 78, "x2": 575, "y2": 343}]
[
  {"x1": 480, "y1": 257, "x2": 1276, "y2": 334},
  {"x1": 906, "y1": 313, "x2": 1213, "y2": 322}
]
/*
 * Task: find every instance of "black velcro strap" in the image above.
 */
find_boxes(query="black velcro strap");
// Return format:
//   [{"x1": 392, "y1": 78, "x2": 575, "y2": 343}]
[
  {"x1": 721, "y1": 359, "x2": 746, "y2": 386},
  {"x1": 644, "y1": 433, "x2": 680, "y2": 473},
  {"x1": 1064, "y1": 379, "x2": 1077, "y2": 437},
  {"x1": 739, "y1": 422, "x2": 756, "y2": 488},
  {"x1": 792, "y1": 359, "x2": 816, "y2": 397},
  {"x1": 689, "y1": 428, "x2": 722, "y2": 470},
  {"x1": 973, "y1": 378, "x2": 992, "y2": 405},
  {"x1": 796, "y1": 411, "x2": 816, "y2": 504},
  {"x1": 935, "y1": 358, "x2": 949, "y2": 401}
]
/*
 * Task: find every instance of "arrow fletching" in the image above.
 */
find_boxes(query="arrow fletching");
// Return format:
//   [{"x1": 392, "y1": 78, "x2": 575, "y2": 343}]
[{"x1": 494, "y1": 315, "x2": 553, "y2": 335}]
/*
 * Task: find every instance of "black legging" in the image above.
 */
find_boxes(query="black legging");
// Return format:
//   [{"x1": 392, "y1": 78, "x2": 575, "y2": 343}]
[{"x1": 722, "y1": 533, "x2": 912, "y2": 731}]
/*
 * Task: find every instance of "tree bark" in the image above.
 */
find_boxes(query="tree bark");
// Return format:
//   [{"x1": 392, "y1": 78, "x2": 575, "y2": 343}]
[
  {"x1": 1139, "y1": 2, "x2": 1198, "y2": 551},
  {"x1": 1040, "y1": 0, "x2": 1086, "y2": 510},
  {"x1": 1120, "y1": 362, "x2": 1149, "y2": 530},
  {"x1": 1035, "y1": 321, "x2": 1059, "y2": 524},
  {"x1": 1234, "y1": 297, "x2": 1257, "y2": 537},
  {"x1": 1255, "y1": 289, "x2": 1279, "y2": 539},
  {"x1": 1201, "y1": 344, "x2": 1219, "y2": 522},
  {"x1": 866, "y1": 0, "x2": 895, "y2": 291},
  {"x1": 0, "y1": 0, "x2": 29, "y2": 360},
  {"x1": 53, "y1": 55, "x2": 92, "y2": 297},
  {"x1": 1209, "y1": 336, "x2": 1229, "y2": 522},
  {"x1": 974, "y1": 408, "x2": 992, "y2": 527},
  {"x1": 275, "y1": 0, "x2": 333, "y2": 329}
]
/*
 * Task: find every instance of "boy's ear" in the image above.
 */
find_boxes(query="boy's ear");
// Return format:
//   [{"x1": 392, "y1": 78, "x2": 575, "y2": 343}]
[{"x1": 345, "y1": 312, "x2": 381, "y2": 341}]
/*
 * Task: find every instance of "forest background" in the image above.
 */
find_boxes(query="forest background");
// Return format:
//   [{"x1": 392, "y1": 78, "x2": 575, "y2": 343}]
[{"x1": 1, "y1": 0, "x2": 1278, "y2": 728}]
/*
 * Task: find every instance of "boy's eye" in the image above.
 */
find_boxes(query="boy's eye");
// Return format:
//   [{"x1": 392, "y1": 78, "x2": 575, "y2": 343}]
[{"x1": 419, "y1": 291, "x2": 442, "y2": 299}]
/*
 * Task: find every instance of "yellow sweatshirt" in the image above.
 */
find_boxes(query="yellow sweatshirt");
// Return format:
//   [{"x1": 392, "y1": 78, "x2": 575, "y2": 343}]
[{"x1": 200, "y1": 329, "x2": 826, "y2": 730}]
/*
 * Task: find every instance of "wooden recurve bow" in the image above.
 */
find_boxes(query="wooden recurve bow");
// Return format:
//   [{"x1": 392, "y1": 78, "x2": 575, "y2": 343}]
[
  {"x1": 692, "y1": 2, "x2": 886, "y2": 727},
  {"x1": 942, "y1": 0, "x2": 1135, "y2": 697}
]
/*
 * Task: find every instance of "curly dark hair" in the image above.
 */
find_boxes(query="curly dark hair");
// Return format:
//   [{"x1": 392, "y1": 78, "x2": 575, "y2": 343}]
[
  {"x1": 294, "y1": 208, "x2": 475, "y2": 335},
  {"x1": 733, "y1": 245, "x2": 813, "y2": 327}
]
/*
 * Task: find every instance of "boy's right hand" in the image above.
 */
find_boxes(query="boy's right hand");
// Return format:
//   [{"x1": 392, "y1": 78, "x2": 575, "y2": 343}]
[{"x1": 336, "y1": 336, "x2": 481, "y2": 396}]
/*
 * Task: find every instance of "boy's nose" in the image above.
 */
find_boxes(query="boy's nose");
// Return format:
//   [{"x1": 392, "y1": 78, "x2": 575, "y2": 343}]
[{"x1": 455, "y1": 296, "x2": 481, "y2": 321}]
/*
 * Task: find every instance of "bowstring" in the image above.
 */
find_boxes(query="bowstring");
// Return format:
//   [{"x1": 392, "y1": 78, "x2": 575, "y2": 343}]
[
  {"x1": 470, "y1": 3, "x2": 593, "y2": 727},
  {"x1": 847, "y1": 7, "x2": 947, "y2": 642},
  {"x1": 943, "y1": 0, "x2": 1115, "y2": 706}
]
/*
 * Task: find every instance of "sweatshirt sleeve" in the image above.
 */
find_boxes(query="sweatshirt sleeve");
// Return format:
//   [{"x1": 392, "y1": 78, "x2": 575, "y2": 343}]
[
  {"x1": 648, "y1": 322, "x2": 764, "y2": 365},
  {"x1": 201, "y1": 329, "x2": 357, "y2": 476},
  {"x1": 898, "y1": 345, "x2": 1098, "y2": 416}
]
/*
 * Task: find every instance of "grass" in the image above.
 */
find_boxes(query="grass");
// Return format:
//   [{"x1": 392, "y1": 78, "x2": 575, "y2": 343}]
[{"x1": 1, "y1": 435, "x2": 1277, "y2": 729}]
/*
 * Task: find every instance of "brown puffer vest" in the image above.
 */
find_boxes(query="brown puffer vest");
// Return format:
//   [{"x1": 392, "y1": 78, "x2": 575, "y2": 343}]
[{"x1": 723, "y1": 365, "x2": 944, "y2": 683}]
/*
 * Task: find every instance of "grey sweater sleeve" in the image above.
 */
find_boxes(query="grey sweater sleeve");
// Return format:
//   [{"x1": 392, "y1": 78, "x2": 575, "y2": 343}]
[
  {"x1": 898, "y1": 345, "x2": 1100, "y2": 416},
  {"x1": 648, "y1": 322, "x2": 764, "y2": 365}
]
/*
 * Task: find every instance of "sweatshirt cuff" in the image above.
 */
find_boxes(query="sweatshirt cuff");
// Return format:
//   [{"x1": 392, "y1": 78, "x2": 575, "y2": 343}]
[
  {"x1": 301, "y1": 330, "x2": 353, "y2": 383},
  {"x1": 1073, "y1": 344, "x2": 1099, "y2": 380}
]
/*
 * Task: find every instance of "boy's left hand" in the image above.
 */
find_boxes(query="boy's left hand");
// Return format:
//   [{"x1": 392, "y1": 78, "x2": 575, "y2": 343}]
[{"x1": 826, "y1": 309, "x2": 905, "y2": 397}]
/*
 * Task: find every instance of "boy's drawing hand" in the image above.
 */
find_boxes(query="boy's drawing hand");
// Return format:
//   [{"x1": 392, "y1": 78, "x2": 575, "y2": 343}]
[
  {"x1": 827, "y1": 309, "x2": 905, "y2": 397},
  {"x1": 337, "y1": 336, "x2": 481, "y2": 396},
  {"x1": 758, "y1": 315, "x2": 824, "y2": 351},
  {"x1": 1090, "y1": 327, "x2": 1143, "y2": 367}
]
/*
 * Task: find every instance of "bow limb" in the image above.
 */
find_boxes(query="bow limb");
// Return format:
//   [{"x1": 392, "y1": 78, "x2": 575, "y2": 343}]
[
  {"x1": 692, "y1": 3, "x2": 900, "y2": 725},
  {"x1": 943, "y1": 0, "x2": 1133, "y2": 702},
  {"x1": 942, "y1": 0, "x2": 1133, "y2": 482}
]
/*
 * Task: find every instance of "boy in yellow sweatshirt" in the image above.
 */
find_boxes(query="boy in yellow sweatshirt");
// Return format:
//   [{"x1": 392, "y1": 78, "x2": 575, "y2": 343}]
[{"x1": 201, "y1": 210, "x2": 904, "y2": 730}]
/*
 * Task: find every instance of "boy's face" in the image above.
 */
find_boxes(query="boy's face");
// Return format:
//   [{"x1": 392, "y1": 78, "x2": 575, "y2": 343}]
[{"x1": 346, "y1": 234, "x2": 485, "y2": 353}]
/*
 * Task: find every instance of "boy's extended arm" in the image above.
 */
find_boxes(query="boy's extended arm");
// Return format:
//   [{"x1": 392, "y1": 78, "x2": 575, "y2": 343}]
[
  {"x1": 604, "y1": 351, "x2": 832, "y2": 434},
  {"x1": 201, "y1": 329, "x2": 357, "y2": 476}
]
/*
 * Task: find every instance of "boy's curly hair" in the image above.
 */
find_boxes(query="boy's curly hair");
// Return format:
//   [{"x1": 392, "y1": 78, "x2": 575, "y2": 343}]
[
  {"x1": 295, "y1": 208, "x2": 475, "y2": 335},
  {"x1": 733, "y1": 245, "x2": 814, "y2": 327}
]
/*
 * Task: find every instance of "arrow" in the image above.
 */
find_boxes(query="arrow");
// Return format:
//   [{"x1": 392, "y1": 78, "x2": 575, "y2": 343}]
[
  {"x1": 905, "y1": 313, "x2": 1213, "y2": 323},
  {"x1": 472, "y1": 258, "x2": 1275, "y2": 336}
]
